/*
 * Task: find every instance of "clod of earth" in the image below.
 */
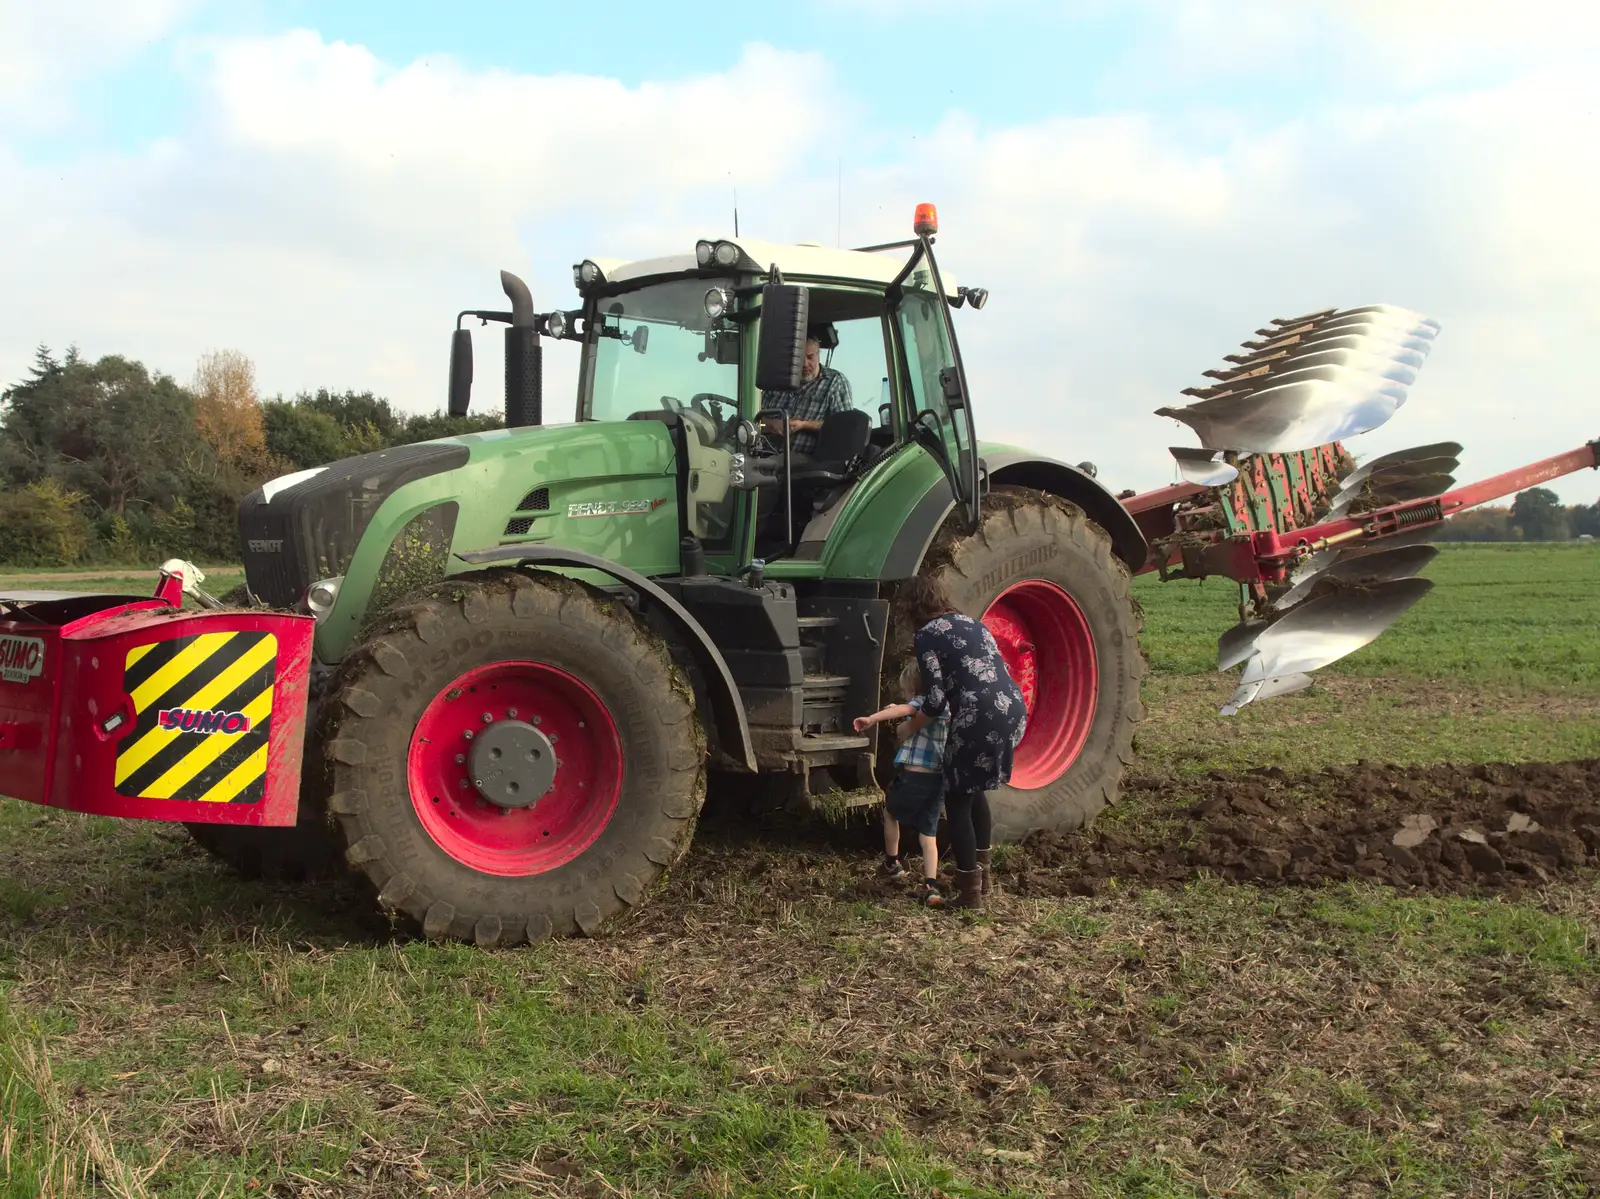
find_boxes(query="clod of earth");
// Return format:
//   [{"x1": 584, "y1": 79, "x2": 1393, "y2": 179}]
[
  {"x1": 1393, "y1": 813, "x2": 1438, "y2": 849},
  {"x1": 1002, "y1": 759, "x2": 1600, "y2": 897}
]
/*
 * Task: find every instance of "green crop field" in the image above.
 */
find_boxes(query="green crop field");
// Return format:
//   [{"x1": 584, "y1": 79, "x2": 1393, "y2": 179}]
[
  {"x1": 1, "y1": 546, "x2": 1597, "y2": 1198},
  {"x1": 0, "y1": 565, "x2": 246, "y2": 603}
]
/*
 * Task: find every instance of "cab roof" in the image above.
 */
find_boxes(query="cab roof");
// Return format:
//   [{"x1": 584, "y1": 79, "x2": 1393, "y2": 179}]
[{"x1": 591, "y1": 236, "x2": 955, "y2": 292}]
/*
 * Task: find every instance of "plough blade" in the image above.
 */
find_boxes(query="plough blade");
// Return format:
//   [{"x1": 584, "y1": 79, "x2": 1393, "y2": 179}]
[
  {"x1": 1220, "y1": 671, "x2": 1314, "y2": 717},
  {"x1": 1326, "y1": 471, "x2": 1458, "y2": 521},
  {"x1": 1218, "y1": 619, "x2": 1269, "y2": 672},
  {"x1": 1264, "y1": 304, "x2": 1439, "y2": 332},
  {"x1": 1170, "y1": 446, "x2": 1239, "y2": 486},
  {"x1": 1272, "y1": 543, "x2": 1440, "y2": 611},
  {"x1": 1337, "y1": 441, "x2": 1463, "y2": 489},
  {"x1": 1157, "y1": 375, "x2": 1408, "y2": 453},
  {"x1": 1288, "y1": 527, "x2": 1437, "y2": 585},
  {"x1": 1340, "y1": 457, "x2": 1461, "y2": 496},
  {"x1": 1195, "y1": 345, "x2": 1428, "y2": 394},
  {"x1": 1362, "y1": 472, "x2": 1457, "y2": 505},
  {"x1": 1161, "y1": 304, "x2": 1440, "y2": 454},
  {"x1": 1219, "y1": 577, "x2": 1435, "y2": 714}
]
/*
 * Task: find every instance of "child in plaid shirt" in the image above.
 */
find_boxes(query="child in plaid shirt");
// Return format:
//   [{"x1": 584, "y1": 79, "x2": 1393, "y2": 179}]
[{"x1": 853, "y1": 658, "x2": 950, "y2": 907}]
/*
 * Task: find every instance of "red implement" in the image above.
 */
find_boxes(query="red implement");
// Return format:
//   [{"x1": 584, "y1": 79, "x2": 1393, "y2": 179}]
[
  {"x1": 1124, "y1": 439, "x2": 1600, "y2": 584},
  {"x1": 0, "y1": 583, "x2": 314, "y2": 827}
]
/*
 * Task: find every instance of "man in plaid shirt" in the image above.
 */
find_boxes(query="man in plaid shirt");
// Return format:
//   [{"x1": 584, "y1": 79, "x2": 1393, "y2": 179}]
[
  {"x1": 759, "y1": 328, "x2": 854, "y2": 458},
  {"x1": 853, "y1": 658, "x2": 950, "y2": 907}
]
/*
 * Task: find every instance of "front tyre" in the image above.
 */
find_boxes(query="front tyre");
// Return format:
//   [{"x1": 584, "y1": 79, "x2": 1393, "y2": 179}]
[
  {"x1": 907, "y1": 488, "x2": 1145, "y2": 841},
  {"x1": 317, "y1": 570, "x2": 705, "y2": 945}
]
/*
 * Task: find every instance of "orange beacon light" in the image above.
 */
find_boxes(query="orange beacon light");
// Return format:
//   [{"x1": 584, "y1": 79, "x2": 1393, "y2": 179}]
[{"x1": 913, "y1": 203, "x2": 939, "y2": 237}]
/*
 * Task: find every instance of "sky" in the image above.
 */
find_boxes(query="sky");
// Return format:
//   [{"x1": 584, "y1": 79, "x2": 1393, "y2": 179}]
[{"x1": 3, "y1": 0, "x2": 1598, "y2": 501}]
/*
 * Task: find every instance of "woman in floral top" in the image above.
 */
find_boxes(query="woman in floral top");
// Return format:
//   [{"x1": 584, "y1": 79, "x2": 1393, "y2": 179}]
[{"x1": 892, "y1": 576, "x2": 1028, "y2": 910}]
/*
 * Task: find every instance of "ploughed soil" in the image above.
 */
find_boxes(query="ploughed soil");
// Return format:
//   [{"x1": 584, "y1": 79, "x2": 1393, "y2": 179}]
[{"x1": 1003, "y1": 758, "x2": 1600, "y2": 898}]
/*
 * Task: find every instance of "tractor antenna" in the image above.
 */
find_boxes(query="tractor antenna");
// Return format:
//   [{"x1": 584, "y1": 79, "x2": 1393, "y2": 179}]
[{"x1": 733, "y1": 185, "x2": 739, "y2": 238}]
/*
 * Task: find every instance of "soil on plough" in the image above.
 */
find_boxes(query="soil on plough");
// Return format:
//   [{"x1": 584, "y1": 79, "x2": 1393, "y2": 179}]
[{"x1": 1004, "y1": 759, "x2": 1600, "y2": 898}]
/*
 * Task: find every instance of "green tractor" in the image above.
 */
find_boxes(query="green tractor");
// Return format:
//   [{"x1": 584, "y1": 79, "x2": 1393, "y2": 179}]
[{"x1": 211, "y1": 204, "x2": 1150, "y2": 943}]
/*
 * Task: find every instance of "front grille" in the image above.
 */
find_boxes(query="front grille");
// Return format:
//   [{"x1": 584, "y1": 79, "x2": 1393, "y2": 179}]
[
  {"x1": 239, "y1": 511, "x2": 305, "y2": 608},
  {"x1": 517, "y1": 487, "x2": 549, "y2": 511},
  {"x1": 504, "y1": 517, "x2": 536, "y2": 536}
]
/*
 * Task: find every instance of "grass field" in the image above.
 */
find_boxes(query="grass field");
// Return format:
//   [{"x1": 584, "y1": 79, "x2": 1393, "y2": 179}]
[
  {"x1": 0, "y1": 565, "x2": 246, "y2": 604},
  {"x1": 2, "y1": 545, "x2": 1597, "y2": 1197}
]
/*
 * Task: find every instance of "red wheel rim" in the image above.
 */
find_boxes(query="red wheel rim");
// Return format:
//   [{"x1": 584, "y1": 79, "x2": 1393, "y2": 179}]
[
  {"x1": 408, "y1": 661, "x2": 622, "y2": 876},
  {"x1": 983, "y1": 581, "x2": 1098, "y2": 790}
]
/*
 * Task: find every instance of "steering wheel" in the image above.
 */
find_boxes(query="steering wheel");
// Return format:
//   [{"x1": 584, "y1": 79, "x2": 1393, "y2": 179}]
[{"x1": 689, "y1": 392, "x2": 738, "y2": 440}]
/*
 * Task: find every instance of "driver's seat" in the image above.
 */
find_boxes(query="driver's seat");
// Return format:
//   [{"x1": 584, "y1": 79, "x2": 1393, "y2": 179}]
[{"x1": 792, "y1": 409, "x2": 871, "y2": 484}]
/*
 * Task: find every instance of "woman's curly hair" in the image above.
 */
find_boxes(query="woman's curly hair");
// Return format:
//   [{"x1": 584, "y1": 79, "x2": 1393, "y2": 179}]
[{"x1": 895, "y1": 575, "x2": 959, "y2": 631}]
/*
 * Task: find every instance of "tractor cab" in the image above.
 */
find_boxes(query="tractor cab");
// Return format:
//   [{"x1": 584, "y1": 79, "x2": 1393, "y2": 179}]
[{"x1": 450, "y1": 204, "x2": 989, "y2": 578}]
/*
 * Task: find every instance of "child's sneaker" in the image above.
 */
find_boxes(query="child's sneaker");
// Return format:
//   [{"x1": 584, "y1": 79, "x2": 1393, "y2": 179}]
[
  {"x1": 878, "y1": 855, "x2": 907, "y2": 880},
  {"x1": 917, "y1": 879, "x2": 945, "y2": 907}
]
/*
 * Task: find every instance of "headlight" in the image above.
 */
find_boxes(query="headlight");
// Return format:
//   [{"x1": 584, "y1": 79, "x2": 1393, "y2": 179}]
[
  {"x1": 574, "y1": 260, "x2": 603, "y2": 287},
  {"x1": 695, "y1": 240, "x2": 714, "y2": 266},
  {"x1": 546, "y1": 310, "x2": 568, "y2": 338},
  {"x1": 712, "y1": 240, "x2": 740, "y2": 267},
  {"x1": 305, "y1": 576, "x2": 343, "y2": 619},
  {"x1": 703, "y1": 286, "x2": 729, "y2": 319}
]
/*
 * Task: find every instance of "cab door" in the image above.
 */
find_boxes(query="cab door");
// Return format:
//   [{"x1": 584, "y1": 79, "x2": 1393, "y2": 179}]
[{"x1": 890, "y1": 246, "x2": 981, "y2": 532}]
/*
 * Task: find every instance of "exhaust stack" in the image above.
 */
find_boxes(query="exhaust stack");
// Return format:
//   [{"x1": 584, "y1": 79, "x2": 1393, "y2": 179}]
[{"x1": 501, "y1": 270, "x2": 542, "y2": 429}]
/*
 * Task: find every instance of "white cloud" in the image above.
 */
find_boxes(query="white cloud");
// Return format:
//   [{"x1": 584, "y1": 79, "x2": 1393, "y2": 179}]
[
  {"x1": 853, "y1": 70, "x2": 1600, "y2": 502},
  {"x1": 0, "y1": 0, "x2": 194, "y2": 129},
  {"x1": 1, "y1": 20, "x2": 1597, "y2": 508},
  {"x1": 0, "y1": 34, "x2": 840, "y2": 422}
]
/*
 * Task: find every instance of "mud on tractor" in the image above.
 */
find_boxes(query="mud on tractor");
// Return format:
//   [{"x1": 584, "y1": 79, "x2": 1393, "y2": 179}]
[{"x1": 3, "y1": 204, "x2": 1595, "y2": 945}]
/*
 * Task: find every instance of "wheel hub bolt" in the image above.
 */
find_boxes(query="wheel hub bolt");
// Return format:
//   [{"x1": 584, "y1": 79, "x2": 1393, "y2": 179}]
[
  {"x1": 463, "y1": 730, "x2": 474, "y2": 741},
  {"x1": 482, "y1": 712, "x2": 493, "y2": 724},
  {"x1": 507, "y1": 708, "x2": 518, "y2": 719},
  {"x1": 455, "y1": 753, "x2": 465, "y2": 764},
  {"x1": 532, "y1": 716, "x2": 541, "y2": 725}
]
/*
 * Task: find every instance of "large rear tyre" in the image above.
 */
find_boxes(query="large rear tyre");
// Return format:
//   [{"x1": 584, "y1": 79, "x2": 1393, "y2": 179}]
[
  {"x1": 898, "y1": 488, "x2": 1145, "y2": 840},
  {"x1": 316, "y1": 570, "x2": 706, "y2": 945}
]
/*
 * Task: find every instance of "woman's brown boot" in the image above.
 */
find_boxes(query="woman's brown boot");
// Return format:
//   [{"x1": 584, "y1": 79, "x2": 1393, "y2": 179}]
[
  {"x1": 949, "y1": 866, "x2": 985, "y2": 910},
  {"x1": 976, "y1": 847, "x2": 992, "y2": 895}
]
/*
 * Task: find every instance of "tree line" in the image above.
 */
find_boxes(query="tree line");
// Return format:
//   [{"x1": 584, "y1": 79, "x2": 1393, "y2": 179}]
[
  {"x1": 1435, "y1": 488, "x2": 1600, "y2": 542},
  {"x1": 0, "y1": 347, "x2": 500, "y2": 567}
]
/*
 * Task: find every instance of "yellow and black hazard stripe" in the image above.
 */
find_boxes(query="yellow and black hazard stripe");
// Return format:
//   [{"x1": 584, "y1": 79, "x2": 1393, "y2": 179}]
[{"x1": 114, "y1": 631, "x2": 279, "y2": 804}]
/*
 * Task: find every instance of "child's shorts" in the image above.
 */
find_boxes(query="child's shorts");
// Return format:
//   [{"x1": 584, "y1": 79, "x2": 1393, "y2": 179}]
[{"x1": 886, "y1": 769, "x2": 945, "y2": 838}]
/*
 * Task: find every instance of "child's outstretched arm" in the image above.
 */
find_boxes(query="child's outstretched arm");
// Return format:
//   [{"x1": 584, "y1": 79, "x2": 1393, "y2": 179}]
[{"x1": 853, "y1": 702, "x2": 917, "y2": 733}]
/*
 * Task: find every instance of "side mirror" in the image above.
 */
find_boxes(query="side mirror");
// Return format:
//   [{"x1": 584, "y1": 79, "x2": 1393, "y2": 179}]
[
  {"x1": 448, "y1": 328, "x2": 473, "y2": 418},
  {"x1": 754, "y1": 279, "x2": 810, "y2": 392},
  {"x1": 631, "y1": 325, "x2": 649, "y2": 354},
  {"x1": 939, "y1": 366, "x2": 966, "y2": 409}
]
